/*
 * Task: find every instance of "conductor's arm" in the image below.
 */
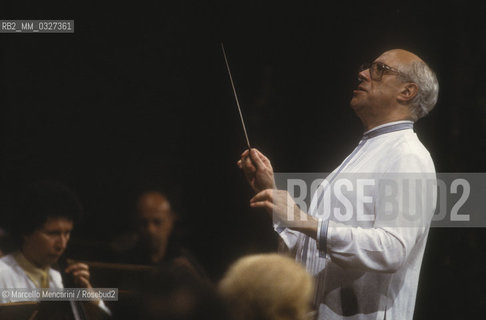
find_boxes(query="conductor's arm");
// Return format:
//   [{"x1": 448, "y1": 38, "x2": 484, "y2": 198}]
[{"x1": 237, "y1": 148, "x2": 317, "y2": 238}]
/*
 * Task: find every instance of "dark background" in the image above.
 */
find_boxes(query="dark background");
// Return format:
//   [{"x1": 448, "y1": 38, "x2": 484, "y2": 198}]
[{"x1": 1, "y1": 1, "x2": 485, "y2": 318}]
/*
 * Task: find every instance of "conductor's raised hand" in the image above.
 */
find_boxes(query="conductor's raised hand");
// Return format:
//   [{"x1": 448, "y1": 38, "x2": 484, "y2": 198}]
[
  {"x1": 237, "y1": 148, "x2": 276, "y2": 193},
  {"x1": 250, "y1": 189, "x2": 318, "y2": 238},
  {"x1": 249, "y1": 189, "x2": 306, "y2": 224}
]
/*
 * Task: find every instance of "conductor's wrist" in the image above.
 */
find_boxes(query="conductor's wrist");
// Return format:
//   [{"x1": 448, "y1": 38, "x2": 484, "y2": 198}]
[{"x1": 290, "y1": 212, "x2": 318, "y2": 239}]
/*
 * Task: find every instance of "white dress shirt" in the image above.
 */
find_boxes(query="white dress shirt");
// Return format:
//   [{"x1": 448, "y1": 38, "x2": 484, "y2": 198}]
[
  {"x1": 0, "y1": 253, "x2": 111, "y2": 315},
  {"x1": 276, "y1": 121, "x2": 436, "y2": 320},
  {"x1": 0, "y1": 253, "x2": 63, "y2": 296}
]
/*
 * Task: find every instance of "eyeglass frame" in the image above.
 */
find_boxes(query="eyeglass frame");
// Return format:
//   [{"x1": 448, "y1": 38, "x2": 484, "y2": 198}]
[{"x1": 359, "y1": 61, "x2": 408, "y2": 81}]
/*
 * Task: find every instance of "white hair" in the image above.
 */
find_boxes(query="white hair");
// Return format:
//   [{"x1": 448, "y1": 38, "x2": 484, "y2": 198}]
[{"x1": 398, "y1": 60, "x2": 439, "y2": 120}]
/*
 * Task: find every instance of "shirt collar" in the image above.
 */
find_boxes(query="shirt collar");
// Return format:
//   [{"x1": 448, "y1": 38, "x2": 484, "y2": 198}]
[
  {"x1": 15, "y1": 252, "x2": 50, "y2": 288},
  {"x1": 362, "y1": 120, "x2": 414, "y2": 140},
  {"x1": 363, "y1": 120, "x2": 414, "y2": 136}
]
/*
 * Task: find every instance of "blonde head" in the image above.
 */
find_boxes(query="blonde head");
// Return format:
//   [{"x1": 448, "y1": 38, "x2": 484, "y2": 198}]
[{"x1": 219, "y1": 253, "x2": 314, "y2": 320}]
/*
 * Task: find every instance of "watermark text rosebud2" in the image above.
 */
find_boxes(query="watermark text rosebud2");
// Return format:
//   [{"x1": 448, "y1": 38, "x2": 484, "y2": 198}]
[{"x1": 274, "y1": 173, "x2": 484, "y2": 228}]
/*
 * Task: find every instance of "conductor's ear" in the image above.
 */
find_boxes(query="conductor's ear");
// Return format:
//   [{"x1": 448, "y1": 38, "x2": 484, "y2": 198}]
[{"x1": 397, "y1": 83, "x2": 418, "y2": 104}]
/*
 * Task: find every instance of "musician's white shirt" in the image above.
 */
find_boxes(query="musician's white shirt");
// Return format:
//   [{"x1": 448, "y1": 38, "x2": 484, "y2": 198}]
[
  {"x1": 0, "y1": 253, "x2": 110, "y2": 315},
  {"x1": 0, "y1": 253, "x2": 63, "y2": 299},
  {"x1": 276, "y1": 121, "x2": 437, "y2": 320}
]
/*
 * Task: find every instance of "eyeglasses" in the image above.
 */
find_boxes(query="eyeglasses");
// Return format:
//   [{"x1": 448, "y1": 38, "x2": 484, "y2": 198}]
[{"x1": 359, "y1": 61, "x2": 404, "y2": 81}]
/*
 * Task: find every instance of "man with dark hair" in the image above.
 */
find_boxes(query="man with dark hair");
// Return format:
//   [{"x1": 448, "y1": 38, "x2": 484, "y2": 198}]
[{"x1": 0, "y1": 180, "x2": 110, "y2": 314}]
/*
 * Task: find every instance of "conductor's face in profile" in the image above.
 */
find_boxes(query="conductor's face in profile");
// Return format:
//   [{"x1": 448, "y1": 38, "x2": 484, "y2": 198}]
[
  {"x1": 22, "y1": 217, "x2": 73, "y2": 268},
  {"x1": 350, "y1": 49, "x2": 420, "y2": 129}
]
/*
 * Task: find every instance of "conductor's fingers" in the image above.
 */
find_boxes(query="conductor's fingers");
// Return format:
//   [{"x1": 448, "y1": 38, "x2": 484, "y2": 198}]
[
  {"x1": 250, "y1": 189, "x2": 273, "y2": 203},
  {"x1": 249, "y1": 200, "x2": 275, "y2": 211},
  {"x1": 237, "y1": 159, "x2": 250, "y2": 170},
  {"x1": 256, "y1": 150, "x2": 272, "y2": 168},
  {"x1": 242, "y1": 156, "x2": 256, "y2": 172},
  {"x1": 250, "y1": 148, "x2": 272, "y2": 169},
  {"x1": 237, "y1": 152, "x2": 256, "y2": 172},
  {"x1": 249, "y1": 148, "x2": 267, "y2": 170}
]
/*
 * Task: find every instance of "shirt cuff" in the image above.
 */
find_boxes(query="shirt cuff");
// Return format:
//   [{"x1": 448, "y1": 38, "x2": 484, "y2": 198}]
[{"x1": 316, "y1": 218, "x2": 330, "y2": 258}]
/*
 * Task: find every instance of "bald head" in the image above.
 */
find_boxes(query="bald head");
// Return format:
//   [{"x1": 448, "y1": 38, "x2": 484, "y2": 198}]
[
  {"x1": 137, "y1": 192, "x2": 171, "y2": 215},
  {"x1": 136, "y1": 191, "x2": 175, "y2": 261},
  {"x1": 351, "y1": 48, "x2": 438, "y2": 128},
  {"x1": 379, "y1": 49, "x2": 439, "y2": 120},
  {"x1": 379, "y1": 49, "x2": 423, "y2": 65}
]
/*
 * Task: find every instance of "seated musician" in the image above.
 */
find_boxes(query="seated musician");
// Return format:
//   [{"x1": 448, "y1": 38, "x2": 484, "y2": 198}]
[
  {"x1": 117, "y1": 191, "x2": 205, "y2": 277},
  {"x1": 0, "y1": 180, "x2": 110, "y2": 315}
]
